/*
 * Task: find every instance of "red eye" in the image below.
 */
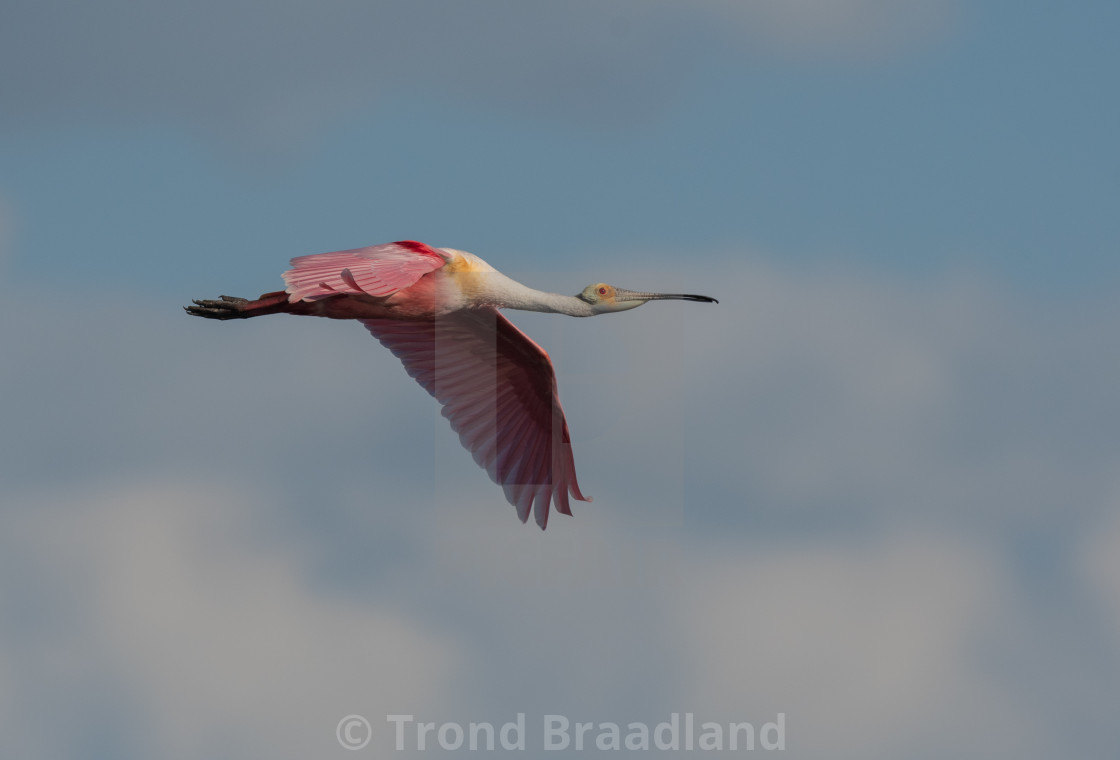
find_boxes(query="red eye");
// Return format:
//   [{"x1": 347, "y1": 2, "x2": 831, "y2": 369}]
[{"x1": 598, "y1": 287, "x2": 607, "y2": 295}]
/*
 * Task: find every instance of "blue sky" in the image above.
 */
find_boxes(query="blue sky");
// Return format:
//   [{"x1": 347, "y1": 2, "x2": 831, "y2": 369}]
[
  {"x1": 2, "y1": 1, "x2": 1118, "y2": 296},
  {"x1": 2, "y1": 2, "x2": 1120, "y2": 758}
]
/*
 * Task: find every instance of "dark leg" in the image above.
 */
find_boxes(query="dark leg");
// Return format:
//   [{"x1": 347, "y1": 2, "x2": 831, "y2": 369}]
[{"x1": 185, "y1": 290, "x2": 313, "y2": 320}]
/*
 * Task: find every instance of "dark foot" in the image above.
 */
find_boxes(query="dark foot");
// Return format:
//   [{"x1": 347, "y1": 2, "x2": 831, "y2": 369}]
[{"x1": 185, "y1": 295, "x2": 250, "y2": 320}]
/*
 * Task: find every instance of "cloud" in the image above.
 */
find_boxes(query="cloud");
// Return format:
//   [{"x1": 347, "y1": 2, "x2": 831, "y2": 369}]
[
  {"x1": 1080, "y1": 494, "x2": 1120, "y2": 646},
  {"x1": 0, "y1": 480, "x2": 461, "y2": 759},
  {"x1": 652, "y1": 257, "x2": 1120, "y2": 537},
  {"x1": 682, "y1": 533, "x2": 1041, "y2": 757},
  {"x1": 3, "y1": 249, "x2": 1119, "y2": 756},
  {"x1": 720, "y1": 0, "x2": 956, "y2": 57},
  {"x1": 4, "y1": 250, "x2": 1117, "y2": 537},
  {"x1": 0, "y1": 193, "x2": 12, "y2": 278},
  {"x1": 0, "y1": 1, "x2": 956, "y2": 148}
]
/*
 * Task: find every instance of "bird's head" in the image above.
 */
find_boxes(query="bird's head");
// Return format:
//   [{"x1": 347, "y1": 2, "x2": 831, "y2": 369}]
[{"x1": 577, "y1": 283, "x2": 719, "y2": 314}]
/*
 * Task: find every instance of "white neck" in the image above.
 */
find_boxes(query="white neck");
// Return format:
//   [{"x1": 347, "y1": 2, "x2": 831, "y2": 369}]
[{"x1": 481, "y1": 272, "x2": 596, "y2": 317}]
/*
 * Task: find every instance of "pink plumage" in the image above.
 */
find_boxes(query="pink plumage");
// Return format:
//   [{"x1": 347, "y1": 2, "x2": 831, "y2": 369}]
[
  {"x1": 362, "y1": 310, "x2": 586, "y2": 528},
  {"x1": 283, "y1": 240, "x2": 448, "y2": 302},
  {"x1": 187, "y1": 240, "x2": 716, "y2": 529}
]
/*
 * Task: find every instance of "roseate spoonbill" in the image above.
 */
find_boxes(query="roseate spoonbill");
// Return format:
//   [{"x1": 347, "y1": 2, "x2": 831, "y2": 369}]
[{"x1": 186, "y1": 241, "x2": 717, "y2": 528}]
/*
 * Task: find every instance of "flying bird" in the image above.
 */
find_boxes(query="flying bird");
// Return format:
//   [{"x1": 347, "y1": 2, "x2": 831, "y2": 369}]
[{"x1": 186, "y1": 241, "x2": 717, "y2": 528}]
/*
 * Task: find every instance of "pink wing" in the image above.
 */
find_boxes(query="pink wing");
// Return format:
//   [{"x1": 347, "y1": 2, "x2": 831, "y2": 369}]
[
  {"x1": 283, "y1": 240, "x2": 449, "y2": 303},
  {"x1": 361, "y1": 308, "x2": 590, "y2": 528}
]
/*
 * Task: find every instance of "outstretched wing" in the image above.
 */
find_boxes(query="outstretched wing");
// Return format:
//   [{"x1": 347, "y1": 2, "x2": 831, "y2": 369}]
[
  {"x1": 360, "y1": 308, "x2": 590, "y2": 528},
  {"x1": 283, "y1": 240, "x2": 450, "y2": 302}
]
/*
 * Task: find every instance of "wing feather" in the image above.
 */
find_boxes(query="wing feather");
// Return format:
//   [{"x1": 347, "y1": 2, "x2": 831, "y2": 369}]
[
  {"x1": 284, "y1": 240, "x2": 449, "y2": 302},
  {"x1": 360, "y1": 308, "x2": 589, "y2": 528}
]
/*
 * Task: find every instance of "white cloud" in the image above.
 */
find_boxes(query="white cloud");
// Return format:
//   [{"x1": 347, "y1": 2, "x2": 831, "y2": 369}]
[
  {"x1": 681, "y1": 533, "x2": 1039, "y2": 757},
  {"x1": 2, "y1": 250, "x2": 1120, "y2": 756},
  {"x1": 0, "y1": 480, "x2": 461, "y2": 759}
]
